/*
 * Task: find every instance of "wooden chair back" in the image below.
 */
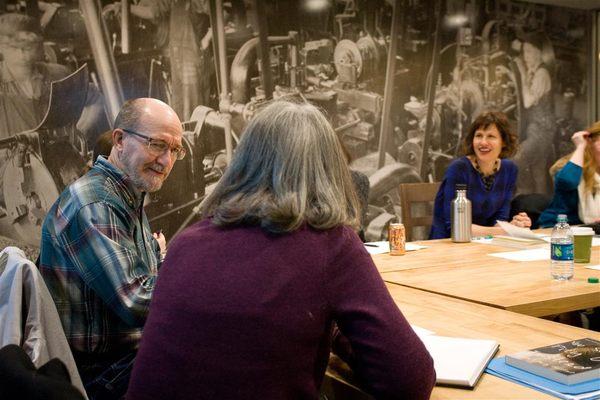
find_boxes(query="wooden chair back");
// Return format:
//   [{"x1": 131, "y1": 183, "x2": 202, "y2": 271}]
[{"x1": 399, "y1": 182, "x2": 441, "y2": 241}]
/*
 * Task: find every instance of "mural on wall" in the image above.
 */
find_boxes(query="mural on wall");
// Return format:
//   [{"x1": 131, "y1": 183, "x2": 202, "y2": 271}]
[{"x1": 0, "y1": 0, "x2": 591, "y2": 245}]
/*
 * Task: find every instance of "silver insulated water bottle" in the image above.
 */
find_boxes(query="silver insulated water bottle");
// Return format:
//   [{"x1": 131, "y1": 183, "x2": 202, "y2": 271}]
[{"x1": 451, "y1": 183, "x2": 472, "y2": 242}]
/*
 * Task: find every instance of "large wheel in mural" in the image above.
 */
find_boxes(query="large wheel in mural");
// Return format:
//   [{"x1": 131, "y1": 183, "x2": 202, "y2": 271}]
[
  {"x1": 368, "y1": 162, "x2": 422, "y2": 205},
  {"x1": 365, "y1": 162, "x2": 422, "y2": 241},
  {"x1": 1, "y1": 152, "x2": 60, "y2": 246}
]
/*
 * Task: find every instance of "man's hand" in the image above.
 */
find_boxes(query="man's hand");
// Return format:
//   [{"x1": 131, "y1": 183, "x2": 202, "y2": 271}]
[{"x1": 153, "y1": 231, "x2": 167, "y2": 255}]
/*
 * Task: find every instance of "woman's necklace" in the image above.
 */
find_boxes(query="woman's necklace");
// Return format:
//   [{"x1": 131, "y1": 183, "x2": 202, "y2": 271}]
[{"x1": 474, "y1": 158, "x2": 500, "y2": 191}]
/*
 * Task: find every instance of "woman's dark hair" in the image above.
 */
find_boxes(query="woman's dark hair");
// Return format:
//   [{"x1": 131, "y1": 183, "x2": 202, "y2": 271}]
[
  {"x1": 462, "y1": 111, "x2": 518, "y2": 158},
  {"x1": 92, "y1": 130, "x2": 114, "y2": 162}
]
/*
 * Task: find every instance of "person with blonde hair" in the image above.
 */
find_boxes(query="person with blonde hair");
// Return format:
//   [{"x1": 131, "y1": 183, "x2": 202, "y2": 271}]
[
  {"x1": 538, "y1": 122, "x2": 600, "y2": 227},
  {"x1": 126, "y1": 100, "x2": 435, "y2": 400}
]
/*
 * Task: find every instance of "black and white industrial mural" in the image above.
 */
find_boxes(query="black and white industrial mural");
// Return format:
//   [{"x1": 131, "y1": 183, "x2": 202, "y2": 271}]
[{"x1": 0, "y1": 0, "x2": 591, "y2": 245}]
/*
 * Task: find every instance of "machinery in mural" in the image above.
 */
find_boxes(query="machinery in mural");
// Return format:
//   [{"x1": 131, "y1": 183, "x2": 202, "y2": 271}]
[
  {"x1": 0, "y1": 65, "x2": 89, "y2": 246},
  {"x1": 0, "y1": 0, "x2": 587, "y2": 245}
]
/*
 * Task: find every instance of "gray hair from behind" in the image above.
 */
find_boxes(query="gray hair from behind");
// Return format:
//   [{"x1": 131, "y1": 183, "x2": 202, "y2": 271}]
[{"x1": 202, "y1": 99, "x2": 361, "y2": 234}]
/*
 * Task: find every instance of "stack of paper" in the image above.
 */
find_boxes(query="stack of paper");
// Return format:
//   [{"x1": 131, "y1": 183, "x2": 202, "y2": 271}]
[
  {"x1": 493, "y1": 235, "x2": 548, "y2": 248},
  {"x1": 486, "y1": 357, "x2": 600, "y2": 400},
  {"x1": 496, "y1": 220, "x2": 548, "y2": 241},
  {"x1": 491, "y1": 221, "x2": 548, "y2": 248}
]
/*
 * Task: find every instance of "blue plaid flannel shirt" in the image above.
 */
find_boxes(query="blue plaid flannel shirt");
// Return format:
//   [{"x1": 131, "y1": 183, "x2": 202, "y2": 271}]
[{"x1": 39, "y1": 156, "x2": 161, "y2": 355}]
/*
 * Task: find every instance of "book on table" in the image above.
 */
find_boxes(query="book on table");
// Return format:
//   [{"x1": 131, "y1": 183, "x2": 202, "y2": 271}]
[
  {"x1": 412, "y1": 327, "x2": 499, "y2": 388},
  {"x1": 505, "y1": 338, "x2": 600, "y2": 385},
  {"x1": 486, "y1": 357, "x2": 600, "y2": 400}
]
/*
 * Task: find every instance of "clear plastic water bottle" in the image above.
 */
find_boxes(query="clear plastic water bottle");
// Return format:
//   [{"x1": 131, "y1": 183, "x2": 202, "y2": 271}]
[{"x1": 550, "y1": 214, "x2": 574, "y2": 280}]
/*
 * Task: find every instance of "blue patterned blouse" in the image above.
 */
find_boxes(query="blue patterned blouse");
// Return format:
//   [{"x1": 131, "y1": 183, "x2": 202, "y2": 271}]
[{"x1": 430, "y1": 156, "x2": 518, "y2": 239}]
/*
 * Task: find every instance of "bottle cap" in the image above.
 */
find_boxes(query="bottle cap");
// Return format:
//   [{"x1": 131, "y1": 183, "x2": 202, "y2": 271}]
[
  {"x1": 588, "y1": 277, "x2": 599, "y2": 284},
  {"x1": 455, "y1": 183, "x2": 467, "y2": 191}
]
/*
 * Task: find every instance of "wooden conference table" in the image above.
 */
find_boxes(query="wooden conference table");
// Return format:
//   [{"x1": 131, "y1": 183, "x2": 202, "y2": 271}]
[
  {"x1": 325, "y1": 284, "x2": 600, "y2": 399},
  {"x1": 373, "y1": 238, "x2": 600, "y2": 317}
]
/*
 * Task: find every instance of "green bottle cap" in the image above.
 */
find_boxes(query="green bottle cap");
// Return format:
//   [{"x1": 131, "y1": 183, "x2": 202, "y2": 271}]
[{"x1": 588, "y1": 277, "x2": 599, "y2": 284}]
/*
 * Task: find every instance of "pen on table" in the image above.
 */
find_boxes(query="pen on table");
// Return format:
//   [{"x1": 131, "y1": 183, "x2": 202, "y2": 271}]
[{"x1": 364, "y1": 244, "x2": 379, "y2": 247}]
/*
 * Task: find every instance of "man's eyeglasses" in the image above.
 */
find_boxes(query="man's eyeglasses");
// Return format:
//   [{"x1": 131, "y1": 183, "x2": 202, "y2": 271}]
[{"x1": 122, "y1": 128, "x2": 186, "y2": 160}]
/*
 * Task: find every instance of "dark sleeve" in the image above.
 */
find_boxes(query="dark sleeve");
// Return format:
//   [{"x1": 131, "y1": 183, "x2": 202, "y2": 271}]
[
  {"x1": 491, "y1": 161, "x2": 517, "y2": 222},
  {"x1": 555, "y1": 162, "x2": 583, "y2": 191},
  {"x1": 350, "y1": 170, "x2": 369, "y2": 225},
  {"x1": 326, "y1": 227, "x2": 436, "y2": 399}
]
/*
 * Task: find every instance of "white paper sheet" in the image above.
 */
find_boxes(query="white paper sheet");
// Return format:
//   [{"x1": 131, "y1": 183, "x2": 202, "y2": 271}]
[
  {"x1": 489, "y1": 247, "x2": 550, "y2": 261},
  {"x1": 410, "y1": 324, "x2": 435, "y2": 339},
  {"x1": 497, "y1": 220, "x2": 547, "y2": 240},
  {"x1": 364, "y1": 241, "x2": 428, "y2": 255}
]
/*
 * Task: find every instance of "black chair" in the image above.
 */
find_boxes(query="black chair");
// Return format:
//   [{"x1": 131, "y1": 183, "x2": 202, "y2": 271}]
[
  {"x1": 0, "y1": 344, "x2": 85, "y2": 400},
  {"x1": 510, "y1": 193, "x2": 552, "y2": 229}
]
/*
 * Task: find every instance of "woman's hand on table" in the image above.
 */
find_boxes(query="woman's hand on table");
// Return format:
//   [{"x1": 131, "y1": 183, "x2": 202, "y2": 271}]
[{"x1": 510, "y1": 212, "x2": 532, "y2": 228}]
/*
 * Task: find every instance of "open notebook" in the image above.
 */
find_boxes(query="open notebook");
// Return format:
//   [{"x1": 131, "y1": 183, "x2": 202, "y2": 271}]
[{"x1": 413, "y1": 326, "x2": 499, "y2": 388}]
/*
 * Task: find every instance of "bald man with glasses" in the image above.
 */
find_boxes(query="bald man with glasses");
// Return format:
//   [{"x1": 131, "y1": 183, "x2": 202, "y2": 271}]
[{"x1": 39, "y1": 98, "x2": 184, "y2": 399}]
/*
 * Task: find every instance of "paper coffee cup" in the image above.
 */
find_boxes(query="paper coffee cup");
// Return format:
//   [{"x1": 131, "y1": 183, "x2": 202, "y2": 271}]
[{"x1": 573, "y1": 227, "x2": 594, "y2": 263}]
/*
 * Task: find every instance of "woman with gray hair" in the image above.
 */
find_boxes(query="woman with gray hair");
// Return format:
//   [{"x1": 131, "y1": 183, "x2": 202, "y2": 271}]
[{"x1": 127, "y1": 100, "x2": 435, "y2": 400}]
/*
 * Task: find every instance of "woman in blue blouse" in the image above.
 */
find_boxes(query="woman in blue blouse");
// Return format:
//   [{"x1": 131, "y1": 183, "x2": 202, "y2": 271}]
[
  {"x1": 430, "y1": 111, "x2": 531, "y2": 239},
  {"x1": 538, "y1": 122, "x2": 600, "y2": 227}
]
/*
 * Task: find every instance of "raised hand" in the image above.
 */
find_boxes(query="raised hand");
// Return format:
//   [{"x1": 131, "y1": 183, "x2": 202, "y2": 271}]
[{"x1": 571, "y1": 130, "x2": 590, "y2": 148}]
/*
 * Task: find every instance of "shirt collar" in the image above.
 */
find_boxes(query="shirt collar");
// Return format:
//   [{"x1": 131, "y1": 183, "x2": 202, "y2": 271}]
[{"x1": 93, "y1": 156, "x2": 145, "y2": 208}]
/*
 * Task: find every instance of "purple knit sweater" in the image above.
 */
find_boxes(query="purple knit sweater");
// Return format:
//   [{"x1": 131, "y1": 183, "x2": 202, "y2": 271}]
[{"x1": 127, "y1": 220, "x2": 435, "y2": 400}]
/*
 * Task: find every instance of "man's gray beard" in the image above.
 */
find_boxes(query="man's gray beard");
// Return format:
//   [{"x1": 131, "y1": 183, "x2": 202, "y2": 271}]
[
  {"x1": 121, "y1": 153, "x2": 164, "y2": 193},
  {"x1": 130, "y1": 173, "x2": 163, "y2": 193}
]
